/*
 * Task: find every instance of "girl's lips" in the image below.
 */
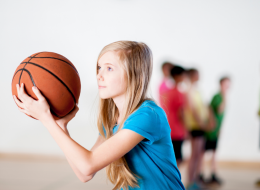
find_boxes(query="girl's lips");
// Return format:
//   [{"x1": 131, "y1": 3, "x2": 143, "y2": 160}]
[{"x1": 98, "y1": 86, "x2": 106, "y2": 89}]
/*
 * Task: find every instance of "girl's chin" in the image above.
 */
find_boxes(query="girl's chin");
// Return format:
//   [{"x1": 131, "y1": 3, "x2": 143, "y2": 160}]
[
  {"x1": 100, "y1": 97, "x2": 110, "y2": 100},
  {"x1": 99, "y1": 94, "x2": 113, "y2": 99}
]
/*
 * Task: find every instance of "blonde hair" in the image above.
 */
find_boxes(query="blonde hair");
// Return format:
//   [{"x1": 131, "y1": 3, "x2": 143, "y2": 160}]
[{"x1": 96, "y1": 41, "x2": 153, "y2": 190}]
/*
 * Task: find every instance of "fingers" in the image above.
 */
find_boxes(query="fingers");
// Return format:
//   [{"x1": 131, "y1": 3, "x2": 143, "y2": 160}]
[
  {"x1": 16, "y1": 83, "x2": 33, "y2": 103},
  {"x1": 13, "y1": 94, "x2": 24, "y2": 109},
  {"x1": 32, "y1": 86, "x2": 45, "y2": 101},
  {"x1": 73, "y1": 104, "x2": 79, "y2": 114},
  {"x1": 67, "y1": 105, "x2": 79, "y2": 117},
  {"x1": 75, "y1": 104, "x2": 79, "y2": 111},
  {"x1": 18, "y1": 107, "x2": 29, "y2": 115}
]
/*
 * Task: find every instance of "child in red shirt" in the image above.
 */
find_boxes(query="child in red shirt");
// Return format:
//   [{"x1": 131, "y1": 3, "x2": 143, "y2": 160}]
[
  {"x1": 159, "y1": 62, "x2": 174, "y2": 107},
  {"x1": 162, "y1": 65, "x2": 187, "y2": 166}
]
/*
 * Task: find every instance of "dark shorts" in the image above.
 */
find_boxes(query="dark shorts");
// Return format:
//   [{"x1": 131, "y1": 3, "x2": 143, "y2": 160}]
[
  {"x1": 172, "y1": 140, "x2": 184, "y2": 161},
  {"x1": 205, "y1": 139, "x2": 218, "y2": 151},
  {"x1": 190, "y1": 129, "x2": 205, "y2": 138}
]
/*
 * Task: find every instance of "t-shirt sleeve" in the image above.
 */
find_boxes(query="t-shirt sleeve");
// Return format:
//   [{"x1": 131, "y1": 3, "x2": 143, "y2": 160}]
[
  {"x1": 210, "y1": 94, "x2": 221, "y2": 113},
  {"x1": 122, "y1": 106, "x2": 161, "y2": 145}
]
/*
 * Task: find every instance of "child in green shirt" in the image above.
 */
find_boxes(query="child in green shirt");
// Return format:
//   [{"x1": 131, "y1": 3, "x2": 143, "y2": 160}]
[{"x1": 200, "y1": 76, "x2": 231, "y2": 186}]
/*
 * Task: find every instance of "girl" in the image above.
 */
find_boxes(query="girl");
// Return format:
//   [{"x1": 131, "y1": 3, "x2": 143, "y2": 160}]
[{"x1": 13, "y1": 41, "x2": 185, "y2": 190}]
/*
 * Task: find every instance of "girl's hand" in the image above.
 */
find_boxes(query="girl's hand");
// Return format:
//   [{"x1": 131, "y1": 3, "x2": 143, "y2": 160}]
[
  {"x1": 55, "y1": 105, "x2": 79, "y2": 128},
  {"x1": 13, "y1": 83, "x2": 52, "y2": 122}
]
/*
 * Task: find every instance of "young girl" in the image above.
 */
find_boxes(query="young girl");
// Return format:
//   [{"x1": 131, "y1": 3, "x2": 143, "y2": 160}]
[{"x1": 13, "y1": 41, "x2": 185, "y2": 190}]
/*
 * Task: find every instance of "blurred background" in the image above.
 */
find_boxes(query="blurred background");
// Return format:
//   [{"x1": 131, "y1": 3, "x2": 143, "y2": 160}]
[{"x1": 1, "y1": 0, "x2": 260, "y2": 190}]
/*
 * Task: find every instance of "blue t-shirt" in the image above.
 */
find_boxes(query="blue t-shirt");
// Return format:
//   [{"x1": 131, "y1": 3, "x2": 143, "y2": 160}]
[{"x1": 102, "y1": 100, "x2": 185, "y2": 190}]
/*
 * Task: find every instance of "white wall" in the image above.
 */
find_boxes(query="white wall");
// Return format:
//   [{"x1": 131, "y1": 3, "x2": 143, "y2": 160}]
[{"x1": 1, "y1": 0, "x2": 260, "y2": 161}]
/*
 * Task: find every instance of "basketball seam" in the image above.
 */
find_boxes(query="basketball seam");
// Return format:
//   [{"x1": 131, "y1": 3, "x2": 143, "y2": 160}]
[
  {"x1": 23, "y1": 61, "x2": 77, "y2": 104},
  {"x1": 15, "y1": 68, "x2": 36, "y2": 86},
  {"x1": 13, "y1": 52, "x2": 78, "y2": 118},
  {"x1": 14, "y1": 68, "x2": 63, "y2": 118},
  {"x1": 28, "y1": 56, "x2": 79, "y2": 75},
  {"x1": 12, "y1": 69, "x2": 22, "y2": 83},
  {"x1": 18, "y1": 52, "x2": 42, "y2": 85}
]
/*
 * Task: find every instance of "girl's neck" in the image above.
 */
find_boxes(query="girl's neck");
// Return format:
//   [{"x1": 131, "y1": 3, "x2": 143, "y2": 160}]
[{"x1": 112, "y1": 93, "x2": 126, "y2": 125}]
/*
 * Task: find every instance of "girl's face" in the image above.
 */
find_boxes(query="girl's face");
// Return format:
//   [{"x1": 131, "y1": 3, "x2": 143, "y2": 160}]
[{"x1": 97, "y1": 51, "x2": 127, "y2": 99}]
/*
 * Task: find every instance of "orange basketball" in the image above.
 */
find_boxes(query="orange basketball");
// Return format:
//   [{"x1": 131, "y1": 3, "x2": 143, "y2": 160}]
[{"x1": 11, "y1": 52, "x2": 81, "y2": 120}]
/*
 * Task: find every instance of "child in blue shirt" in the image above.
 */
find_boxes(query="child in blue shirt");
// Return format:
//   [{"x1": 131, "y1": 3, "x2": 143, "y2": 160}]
[{"x1": 14, "y1": 41, "x2": 185, "y2": 190}]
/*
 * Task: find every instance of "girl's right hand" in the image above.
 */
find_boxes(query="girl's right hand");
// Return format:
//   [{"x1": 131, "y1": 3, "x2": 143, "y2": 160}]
[{"x1": 55, "y1": 104, "x2": 79, "y2": 129}]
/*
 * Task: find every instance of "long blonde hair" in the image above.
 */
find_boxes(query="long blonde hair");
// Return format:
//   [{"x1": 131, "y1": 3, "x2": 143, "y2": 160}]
[{"x1": 96, "y1": 41, "x2": 153, "y2": 190}]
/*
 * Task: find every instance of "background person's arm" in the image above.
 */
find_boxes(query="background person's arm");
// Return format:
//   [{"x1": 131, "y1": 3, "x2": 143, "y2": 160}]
[
  {"x1": 188, "y1": 98, "x2": 205, "y2": 128},
  {"x1": 217, "y1": 95, "x2": 226, "y2": 114},
  {"x1": 206, "y1": 106, "x2": 216, "y2": 131}
]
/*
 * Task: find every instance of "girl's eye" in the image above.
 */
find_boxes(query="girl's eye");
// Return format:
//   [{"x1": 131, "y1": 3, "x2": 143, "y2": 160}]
[{"x1": 97, "y1": 66, "x2": 112, "y2": 72}]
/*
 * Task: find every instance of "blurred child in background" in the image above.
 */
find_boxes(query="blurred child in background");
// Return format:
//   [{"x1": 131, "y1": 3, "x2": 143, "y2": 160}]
[
  {"x1": 163, "y1": 66, "x2": 188, "y2": 166},
  {"x1": 200, "y1": 76, "x2": 231, "y2": 186},
  {"x1": 184, "y1": 68, "x2": 209, "y2": 190},
  {"x1": 159, "y1": 62, "x2": 175, "y2": 106}
]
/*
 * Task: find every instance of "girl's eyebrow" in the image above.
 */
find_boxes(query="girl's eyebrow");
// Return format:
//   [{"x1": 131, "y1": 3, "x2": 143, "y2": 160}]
[{"x1": 98, "y1": 63, "x2": 115, "y2": 66}]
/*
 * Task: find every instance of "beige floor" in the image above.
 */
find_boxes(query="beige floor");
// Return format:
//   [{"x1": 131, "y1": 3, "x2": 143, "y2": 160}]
[
  {"x1": 0, "y1": 155, "x2": 260, "y2": 190},
  {"x1": 0, "y1": 155, "x2": 114, "y2": 190}
]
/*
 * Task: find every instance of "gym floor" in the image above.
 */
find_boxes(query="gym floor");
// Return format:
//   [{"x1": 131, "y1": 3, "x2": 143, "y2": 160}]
[{"x1": 0, "y1": 154, "x2": 259, "y2": 190}]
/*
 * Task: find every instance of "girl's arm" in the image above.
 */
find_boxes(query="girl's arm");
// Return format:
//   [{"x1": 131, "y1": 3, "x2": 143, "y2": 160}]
[
  {"x1": 14, "y1": 84, "x2": 144, "y2": 180},
  {"x1": 57, "y1": 123, "x2": 105, "y2": 182},
  {"x1": 42, "y1": 114, "x2": 144, "y2": 177},
  {"x1": 62, "y1": 126, "x2": 92, "y2": 182}
]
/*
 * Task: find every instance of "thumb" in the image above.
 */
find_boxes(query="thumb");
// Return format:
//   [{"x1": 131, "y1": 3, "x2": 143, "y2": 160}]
[
  {"x1": 32, "y1": 86, "x2": 45, "y2": 101},
  {"x1": 72, "y1": 105, "x2": 79, "y2": 115}
]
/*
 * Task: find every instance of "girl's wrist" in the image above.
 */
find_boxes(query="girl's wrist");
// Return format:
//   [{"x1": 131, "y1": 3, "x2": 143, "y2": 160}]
[
  {"x1": 55, "y1": 120, "x2": 70, "y2": 136},
  {"x1": 56, "y1": 121, "x2": 67, "y2": 130},
  {"x1": 40, "y1": 112, "x2": 54, "y2": 124}
]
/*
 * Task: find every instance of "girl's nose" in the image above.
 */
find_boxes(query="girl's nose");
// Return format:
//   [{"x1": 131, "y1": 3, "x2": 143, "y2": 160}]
[{"x1": 97, "y1": 72, "x2": 104, "y2": 81}]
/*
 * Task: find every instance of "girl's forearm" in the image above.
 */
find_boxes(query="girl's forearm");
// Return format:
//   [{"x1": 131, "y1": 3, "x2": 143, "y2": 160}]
[
  {"x1": 41, "y1": 114, "x2": 93, "y2": 176},
  {"x1": 66, "y1": 154, "x2": 94, "y2": 182},
  {"x1": 57, "y1": 123, "x2": 94, "y2": 182}
]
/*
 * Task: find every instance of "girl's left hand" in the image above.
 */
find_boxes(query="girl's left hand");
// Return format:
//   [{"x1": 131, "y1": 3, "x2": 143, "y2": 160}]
[
  {"x1": 55, "y1": 104, "x2": 79, "y2": 129},
  {"x1": 13, "y1": 83, "x2": 52, "y2": 122}
]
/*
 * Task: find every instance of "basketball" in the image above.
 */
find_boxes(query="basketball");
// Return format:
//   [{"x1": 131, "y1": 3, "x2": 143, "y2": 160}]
[{"x1": 11, "y1": 52, "x2": 81, "y2": 120}]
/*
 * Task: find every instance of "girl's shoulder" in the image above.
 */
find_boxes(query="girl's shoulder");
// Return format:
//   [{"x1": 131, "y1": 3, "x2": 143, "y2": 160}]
[
  {"x1": 129, "y1": 100, "x2": 169, "y2": 127},
  {"x1": 134, "y1": 100, "x2": 164, "y2": 117},
  {"x1": 123, "y1": 100, "x2": 170, "y2": 144}
]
